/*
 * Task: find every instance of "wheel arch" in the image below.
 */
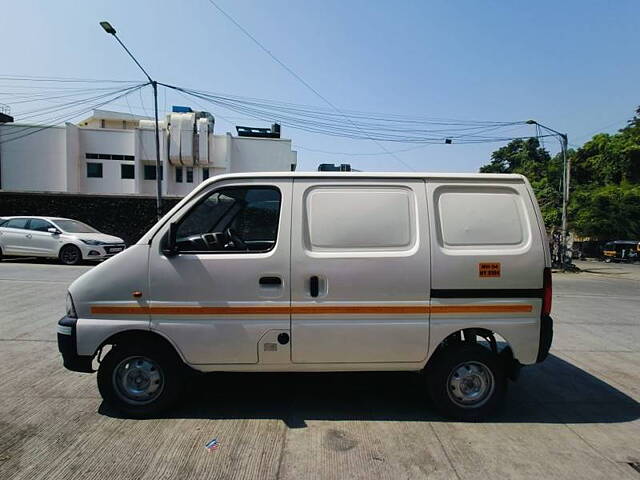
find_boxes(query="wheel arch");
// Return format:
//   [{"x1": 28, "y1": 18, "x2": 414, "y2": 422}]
[
  {"x1": 58, "y1": 242, "x2": 82, "y2": 258},
  {"x1": 427, "y1": 318, "x2": 540, "y2": 366},
  {"x1": 426, "y1": 326, "x2": 521, "y2": 378},
  {"x1": 96, "y1": 329, "x2": 188, "y2": 365}
]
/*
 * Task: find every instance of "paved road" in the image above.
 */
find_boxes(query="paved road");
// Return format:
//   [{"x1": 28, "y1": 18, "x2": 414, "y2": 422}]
[{"x1": 0, "y1": 259, "x2": 638, "y2": 479}]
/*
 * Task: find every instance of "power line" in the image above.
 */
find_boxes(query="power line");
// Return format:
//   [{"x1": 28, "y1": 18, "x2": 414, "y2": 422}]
[
  {"x1": 0, "y1": 74, "x2": 139, "y2": 83},
  {"x1": 293, "y1": 143, "x2": 434, "y2": 156},
  {"x1": 204, "y1": 0, "x2": 416, "y2": 171},
  {"x1": 0, "y1": 83, "x2": 149, "y2": 145},
  {"x1": 163, "y1": 83, "x2": 553, "y2": 145}
]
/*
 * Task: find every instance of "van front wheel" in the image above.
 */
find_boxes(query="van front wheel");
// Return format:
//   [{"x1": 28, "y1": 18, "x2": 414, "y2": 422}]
[
  {"x1": 427, "y1": 343, "x2": 506, "y2": 421},
  {"x1": 97, "y1": 342, "x2": 184, "y2": 418}
]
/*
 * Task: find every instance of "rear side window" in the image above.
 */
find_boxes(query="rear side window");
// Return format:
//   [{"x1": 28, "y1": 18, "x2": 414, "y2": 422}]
[
  {"x1": 4, "y1": 218, "x2": 29, "y2": 229},
  {"x1": 304, "y1": 186, "x2": 415, "y2": 252},
  {"x1": 435, "y1": 187, "x2": 528, "y2": 249}
]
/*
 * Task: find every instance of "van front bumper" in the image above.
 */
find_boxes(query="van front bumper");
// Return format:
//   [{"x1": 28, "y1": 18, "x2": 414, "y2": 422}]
[{"x1": 57, "y1": 316, "x2": 94, "y2": 373}]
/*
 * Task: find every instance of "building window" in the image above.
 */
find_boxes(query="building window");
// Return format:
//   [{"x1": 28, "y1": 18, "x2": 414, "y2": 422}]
[
  {"x1": 175, "y1": 167, "x2": 183, "y2": 183},
  {"x1": 87, "y1": 162, "x2": 103, "y2": 178},
  {"x1": 186, "y1": 167, "x2": 194, "y2": 183},
  {"x1": 121, "y1": 164, "x2": 135, "y2": 179},
  {"x1": 202, "y1": 168, "x2": 210, "y2": 180},
  {"x1": 85, "y1": 153, "x2": 135, "y2": 161},
  {"x1": 144, "y1": 164, "x2": 163, "y2": 181},
  {"x1": 101, "y1": 119, "x2": 105, "y2": 128}
]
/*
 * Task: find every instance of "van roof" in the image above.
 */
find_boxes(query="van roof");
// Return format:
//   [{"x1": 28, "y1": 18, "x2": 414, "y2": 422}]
[{"x1": 205, "y1": 171, "x2": 527, "y2": 182}]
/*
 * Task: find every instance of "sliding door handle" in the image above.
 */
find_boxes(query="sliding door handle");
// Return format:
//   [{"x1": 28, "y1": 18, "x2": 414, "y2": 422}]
[
  {"x1": 309, "y1": 276, "x2": 319, "y2": 297},
  {"x1": 259, "y1": 276, "x2": 282, "y2": 286}
]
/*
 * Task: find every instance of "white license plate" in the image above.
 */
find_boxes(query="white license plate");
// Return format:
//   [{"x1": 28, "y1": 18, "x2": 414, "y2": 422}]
[{"x1": 108, "y1": 247, "x2": 124, "y2": 253}]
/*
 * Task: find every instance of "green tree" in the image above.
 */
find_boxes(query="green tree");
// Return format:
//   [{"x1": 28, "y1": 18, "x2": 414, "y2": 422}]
[
  {"x1": 479, "y1": 137, "x2": 563, "y2": 228},
  {"x1": 570, "y1": 183, "x2": 640, "y2": 239},
  {"x1": 480, "y1": 106, "x2": 640, "y2": 239}
]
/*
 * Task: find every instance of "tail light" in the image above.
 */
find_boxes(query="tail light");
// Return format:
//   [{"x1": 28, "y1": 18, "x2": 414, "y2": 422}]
[{"x1": 542, "y1": 267, "x2": 552, "y2": 316}]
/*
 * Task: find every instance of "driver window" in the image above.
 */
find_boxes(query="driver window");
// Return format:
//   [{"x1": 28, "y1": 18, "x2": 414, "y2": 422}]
[
  {"x1": 28, "y1": 219, "x2": 54, "y2": 232},
  {"x1": 175, "y1": 186, "x2": 281, "y2": 253}
]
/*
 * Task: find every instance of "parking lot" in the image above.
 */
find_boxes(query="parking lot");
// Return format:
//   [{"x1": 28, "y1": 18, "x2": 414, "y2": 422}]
[{"x1": 0, "y1": 259, "x2": 638, "y2": 479}]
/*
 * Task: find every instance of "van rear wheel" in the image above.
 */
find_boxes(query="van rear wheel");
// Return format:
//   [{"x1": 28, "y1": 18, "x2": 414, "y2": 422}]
[
  {"x1": 426, "y1": 343, "x2": 506, "y2": 421},
  {"x1": 97, "y1": 342, "x2": 184, "y2": 418}
]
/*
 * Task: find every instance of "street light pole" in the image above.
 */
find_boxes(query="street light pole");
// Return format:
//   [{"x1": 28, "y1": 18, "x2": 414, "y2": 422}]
[
  {"x1": 526, "y1": 120, "x2": 570, "y2": 270},
  {"x1": 100, "y1": 21, "x2": 163, "y2": 220}
]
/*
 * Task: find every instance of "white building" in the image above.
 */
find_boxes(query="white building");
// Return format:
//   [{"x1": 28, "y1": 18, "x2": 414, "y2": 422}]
[{"x1": 0, "y1": 108, "x2": 297, "y2": 196}]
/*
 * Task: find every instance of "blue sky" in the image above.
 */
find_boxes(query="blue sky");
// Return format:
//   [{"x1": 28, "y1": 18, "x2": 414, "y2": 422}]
[{"x1": 2, "y1": 0, "x2": 639, "y2": 172}]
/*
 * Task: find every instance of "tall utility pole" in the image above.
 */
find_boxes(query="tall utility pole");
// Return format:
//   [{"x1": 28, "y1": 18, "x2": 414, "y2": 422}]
[
  {"x1": 526, "y1": 120, "x2": 570, "y2": 270},
  {"x1": 100, "y1": 21, "x2": 163, "y2": 220}
]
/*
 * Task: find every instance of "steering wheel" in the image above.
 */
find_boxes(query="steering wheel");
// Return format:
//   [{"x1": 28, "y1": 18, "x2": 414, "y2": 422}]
[
  {"x1": 199, "y1": 233, "x2": 219, "y2": 250},
  {"x1": 225, "y1": 228, "x2": 249, "y2": 250}
]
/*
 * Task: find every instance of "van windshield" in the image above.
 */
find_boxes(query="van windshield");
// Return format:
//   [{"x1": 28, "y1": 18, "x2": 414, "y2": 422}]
[{"x1": 54, "y1": 220, "x2": 99, "y2": 234}]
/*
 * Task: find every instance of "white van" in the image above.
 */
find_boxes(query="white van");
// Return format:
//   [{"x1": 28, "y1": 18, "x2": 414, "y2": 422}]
[{"x1": 57, "y1": 172, "x2": 553, "y2": 420}]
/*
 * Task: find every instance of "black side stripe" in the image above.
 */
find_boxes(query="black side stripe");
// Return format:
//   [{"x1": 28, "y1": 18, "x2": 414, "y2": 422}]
[{"x1": 431, "y1": 289, "x2": 544, "y2": 298}]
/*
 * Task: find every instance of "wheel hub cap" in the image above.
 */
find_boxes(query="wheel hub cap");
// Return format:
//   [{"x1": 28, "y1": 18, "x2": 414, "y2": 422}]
[
  {"x1": 113, "y1": 356, "x2": 164, "y2": 405},
  {"x1": 447, "y1": 361, "x2": 495, "y2": 408}
]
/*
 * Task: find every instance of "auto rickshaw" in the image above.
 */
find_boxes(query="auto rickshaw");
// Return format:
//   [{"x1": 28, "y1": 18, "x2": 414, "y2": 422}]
[{"x1": 602, "y1": 240, "x2": 640, "y2": 263}]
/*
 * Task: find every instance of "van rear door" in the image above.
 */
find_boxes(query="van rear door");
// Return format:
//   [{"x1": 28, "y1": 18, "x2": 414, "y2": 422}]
[
  {"x1": 426, "y1": 178, "x2": 546, "y2": 365},
  {"x1": 290, "y1": 178, "x2": 430, "y2": 364}
]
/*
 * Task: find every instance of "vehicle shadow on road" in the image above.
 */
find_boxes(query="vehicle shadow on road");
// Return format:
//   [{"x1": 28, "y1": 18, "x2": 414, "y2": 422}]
[{"x1": 99, "y1": 353, "x2": 640, "y2": 427}]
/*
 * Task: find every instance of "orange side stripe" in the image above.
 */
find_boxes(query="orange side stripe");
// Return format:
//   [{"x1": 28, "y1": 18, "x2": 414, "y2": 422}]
[
  {"x1": 430, "y1": 304, "x2": 533, "y2": 314},
  {"x1": 91, "y1": 306, "x2": 291, "y2": 315},
  {"x1": 91, "y1": 304, "x2": 532, "y2": 315},
  {"x1": 290, "y1": 305, "x2": 429, "y2": 315}
]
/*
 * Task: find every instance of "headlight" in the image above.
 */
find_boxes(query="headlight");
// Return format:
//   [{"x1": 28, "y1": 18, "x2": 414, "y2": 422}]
[
  {"x1": 66, "y1": 292, "x2": 77, "y2": 318},
  {"x1": 81, "y1": 239, "x2": 106, "y2": 246}
]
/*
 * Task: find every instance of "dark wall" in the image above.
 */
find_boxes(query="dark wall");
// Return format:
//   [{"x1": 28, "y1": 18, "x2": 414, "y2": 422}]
[{"x1": 0, "y1": 191, "x2": 181, "y2": 245}]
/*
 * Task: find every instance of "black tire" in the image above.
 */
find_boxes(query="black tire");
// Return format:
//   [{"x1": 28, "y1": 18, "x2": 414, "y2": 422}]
[
  {"x1": 58, "y1": 244, "x2": 82, "y2": 265},
  {"x1": 426, "y1": 343, "x2": 506, "y2": 421},
  {"x1": 97, "y1": 342, "x2": 184, "y2": 418}
]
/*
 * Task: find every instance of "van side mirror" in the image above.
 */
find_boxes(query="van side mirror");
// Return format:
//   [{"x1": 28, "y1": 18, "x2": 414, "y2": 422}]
[
  {"x1": 162, "y1": 222, "x2": 178, "y2": 257},
  {"x1": 48, "y1": 227, "x2": 61, "y2": 235}
]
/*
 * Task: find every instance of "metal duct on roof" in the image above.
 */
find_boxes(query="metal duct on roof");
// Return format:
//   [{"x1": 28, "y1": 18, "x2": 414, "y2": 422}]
[
  {"x1": 197, "y1": 118, "x2": 211, "y2": 165},
  {"x1": 168, "y1": 112, "x2": 196, "y2": 166}
]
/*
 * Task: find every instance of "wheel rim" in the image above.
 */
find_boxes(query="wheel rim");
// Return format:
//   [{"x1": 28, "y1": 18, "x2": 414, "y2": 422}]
[
  {"x1": 447, "y1": 360, "x2": 495, "y2": 408},
  {"x1": 61, "y1": 247, "x2": 80, "y2": 264},
  {"x1": 112, "y1": 356, "x2": 164, "y2": 405}
]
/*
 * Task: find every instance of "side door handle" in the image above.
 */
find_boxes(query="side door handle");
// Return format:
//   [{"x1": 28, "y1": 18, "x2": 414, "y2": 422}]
[
  {"x1": 259, "y1": 276, "x2": 282, "y2": 286},
  {"x1": 25, "y1": 234, "x2": 32, "y2": 239},
  {"x1": 309, "y1": 276, "x2": 319, "y2": 298}
]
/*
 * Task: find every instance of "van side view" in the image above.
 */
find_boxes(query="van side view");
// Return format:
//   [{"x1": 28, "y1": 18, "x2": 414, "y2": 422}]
[{"x1": 57, "y1": 172, "x2": 553, "y2": 421}]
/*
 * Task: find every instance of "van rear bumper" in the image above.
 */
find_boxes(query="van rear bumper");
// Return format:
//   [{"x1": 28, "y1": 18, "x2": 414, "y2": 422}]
[
  {"x1": 57, "y1": 316, "x2": 94, "y2": 373},
  {"x1": 536, "y1": 314, "x2": 553, "y2": 363}
]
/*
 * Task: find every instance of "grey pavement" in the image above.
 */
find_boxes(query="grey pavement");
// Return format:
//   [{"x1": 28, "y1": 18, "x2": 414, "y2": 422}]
[{"x1": 0, "y1": 259, "x2": 639, "y2": 479}]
